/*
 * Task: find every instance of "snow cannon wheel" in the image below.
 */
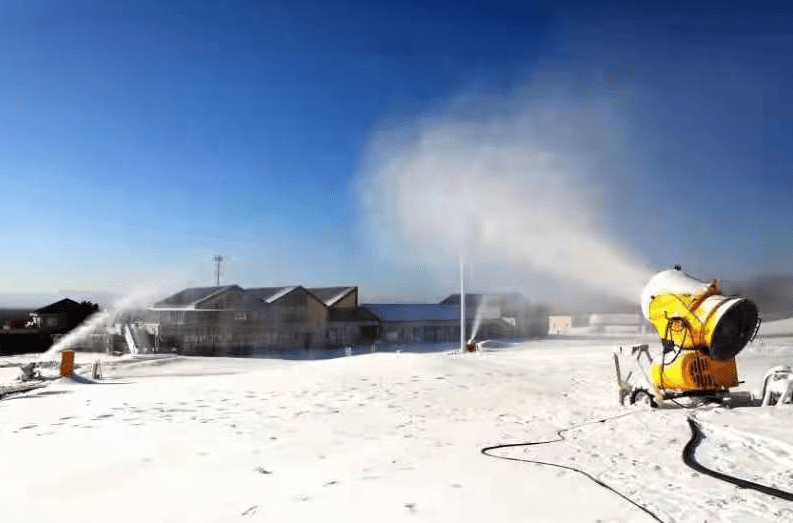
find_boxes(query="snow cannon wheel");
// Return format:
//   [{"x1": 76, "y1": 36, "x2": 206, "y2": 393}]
[{"x1": 629, "y1": 388, "x2": 658, "y2": 409}]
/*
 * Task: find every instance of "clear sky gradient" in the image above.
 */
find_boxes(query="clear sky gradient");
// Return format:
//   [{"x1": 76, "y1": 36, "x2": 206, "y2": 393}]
[{"x1": 1, "y1": 1, "x2": 792, "y2": 307}]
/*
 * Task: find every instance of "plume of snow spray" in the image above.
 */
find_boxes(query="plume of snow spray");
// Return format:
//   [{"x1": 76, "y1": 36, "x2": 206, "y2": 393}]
[
  {"x1": 468, "y1": 295, "x2": 491, "y2": 343},
  {"x1": 357, "y1": 75, "x2": 652, "y2": 304},
  {"x1": 41, "y1": 285, "x2": 165, "y2": 360}
]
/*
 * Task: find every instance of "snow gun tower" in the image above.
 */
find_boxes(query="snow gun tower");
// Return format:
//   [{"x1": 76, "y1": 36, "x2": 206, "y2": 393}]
[{"x1": 616, "y1": 267, "x2": 761, "y2": 407}]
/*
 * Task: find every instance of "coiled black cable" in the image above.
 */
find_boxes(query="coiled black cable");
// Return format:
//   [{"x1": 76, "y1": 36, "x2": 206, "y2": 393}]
[{"x1": 481, "y1": 412, "x2": 666, "y2": 523}]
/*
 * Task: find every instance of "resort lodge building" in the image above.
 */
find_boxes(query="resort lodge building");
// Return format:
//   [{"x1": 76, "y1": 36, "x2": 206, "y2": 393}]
[{"x1": 146, "y1": 286, "x2": 548, "y2": 355}]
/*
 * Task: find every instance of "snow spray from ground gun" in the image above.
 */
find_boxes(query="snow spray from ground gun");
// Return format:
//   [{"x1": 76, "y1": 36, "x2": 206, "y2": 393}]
[{"x1": 356, "y1": 80, "x2": 653, "y2": 305}]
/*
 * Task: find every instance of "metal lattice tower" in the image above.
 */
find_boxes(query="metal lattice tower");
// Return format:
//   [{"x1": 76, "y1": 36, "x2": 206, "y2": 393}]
[{"x1": 213, "y1": 255, "x2": 223, "y2": 287}]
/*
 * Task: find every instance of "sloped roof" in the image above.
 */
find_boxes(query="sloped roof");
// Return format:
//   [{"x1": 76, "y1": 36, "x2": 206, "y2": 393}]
[
  {"x1": 307, "y1": 287, "x2": 356, "y2": 307},
  {"x1": 33, "y1": 298, "x2": 81, "y2": 314},
  {"x1": 212, "y1": 292, "x2": 273, "y2": 311},
  {"x1": 152, "y1": 285, "x2": 312, "y2": 310},
  {"x1": 246, "y1": 286, "x2": 299, "y2": 304},
  {"x1": 361, "y1": 304, "x2": 494, "y2": 323},
  {"x1": 152, "y1": 286, "x2": 240, "y2": 309}
]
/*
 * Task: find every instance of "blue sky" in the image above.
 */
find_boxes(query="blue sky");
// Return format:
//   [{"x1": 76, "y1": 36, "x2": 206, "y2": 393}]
[{"x1": 1, "y1": 1, "x2": 792, "y2": 307}]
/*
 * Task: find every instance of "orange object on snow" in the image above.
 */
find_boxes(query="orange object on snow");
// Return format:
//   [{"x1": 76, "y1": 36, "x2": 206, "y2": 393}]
[{"x1": 60, "y1": 350, "x2": 75, "y2": 376}]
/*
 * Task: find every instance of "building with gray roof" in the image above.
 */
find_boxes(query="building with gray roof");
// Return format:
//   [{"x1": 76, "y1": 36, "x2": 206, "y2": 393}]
[
  {"x1": 147, "y1": 285, "x2": 376, "y2": 355},
  {"x1": 145, "y1": 284, "x2": 548, "y2": 355}
]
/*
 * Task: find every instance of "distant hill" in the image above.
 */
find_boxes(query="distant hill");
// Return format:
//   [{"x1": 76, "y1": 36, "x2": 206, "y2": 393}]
[{"x1": 723, "y1": 275, "x2": 793, "y2": 322}]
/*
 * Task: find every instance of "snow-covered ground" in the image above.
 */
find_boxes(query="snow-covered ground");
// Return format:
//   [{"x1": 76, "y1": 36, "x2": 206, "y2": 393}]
[{"x1": 2, "y1": 335, "x2": 793, "y2": 523}]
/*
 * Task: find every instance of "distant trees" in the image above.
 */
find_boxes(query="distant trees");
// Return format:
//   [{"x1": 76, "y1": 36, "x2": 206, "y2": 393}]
[{"x1": 66, "y1": 301, "x2": 100, "y2": 330}]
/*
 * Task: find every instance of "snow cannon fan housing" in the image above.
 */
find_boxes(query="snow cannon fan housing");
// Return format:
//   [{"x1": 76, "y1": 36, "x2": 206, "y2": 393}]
[
  {"x1": 640, "y1": 269, "x2": 760, "y2": 393},
  {"x1": 641, "y1": 269, "x2": 759, "y2": 359}
]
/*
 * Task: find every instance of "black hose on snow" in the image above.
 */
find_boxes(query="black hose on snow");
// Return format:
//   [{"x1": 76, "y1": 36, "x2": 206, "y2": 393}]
[
  {"x1": 481, "y1": 413, "x2": 666, "y2": 523},
  {"x1": 683, "y1": 417, "x2": 793, "y2": 502},
  {"x1": 482, "y1": 409, "x2": 793, "y2": 523}
]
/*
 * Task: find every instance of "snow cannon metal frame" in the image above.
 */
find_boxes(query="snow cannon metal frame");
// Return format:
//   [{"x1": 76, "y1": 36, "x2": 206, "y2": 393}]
[
  {"x1": 616, "y1": 267, "x2": 761, "y2": 407},
  {"x1": 465, "y1": 338, "x2": 483, "y2": 352}
]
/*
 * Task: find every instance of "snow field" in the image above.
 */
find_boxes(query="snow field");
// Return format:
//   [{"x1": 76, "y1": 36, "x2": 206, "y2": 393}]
[{"x1": 1, "y1": 338, "x2": 793, "y2": 522}]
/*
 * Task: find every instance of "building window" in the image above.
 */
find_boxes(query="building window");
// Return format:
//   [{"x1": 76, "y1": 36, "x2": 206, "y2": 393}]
[
  {"x1": 235, "y1": 312, "x2": 247, "y2": 321},
  {"x1": 328, "y1": 328, "x2": 342, "y2": 344}
]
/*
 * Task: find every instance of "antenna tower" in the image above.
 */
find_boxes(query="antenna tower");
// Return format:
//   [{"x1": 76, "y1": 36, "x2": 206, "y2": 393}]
[{"x1": 213, "y1": 255, "x2": 223, "y2": 287}]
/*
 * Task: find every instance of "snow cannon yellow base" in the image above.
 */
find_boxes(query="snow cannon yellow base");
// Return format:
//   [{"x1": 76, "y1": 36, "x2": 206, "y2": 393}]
[{"x1": 650, "y1": 351, "x2": 738, "y2": 392}]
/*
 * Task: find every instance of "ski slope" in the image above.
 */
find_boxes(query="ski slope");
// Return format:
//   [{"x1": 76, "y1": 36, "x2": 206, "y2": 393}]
[{"x1": 1, "y1": 336, "x2": 793, "y2": 522}]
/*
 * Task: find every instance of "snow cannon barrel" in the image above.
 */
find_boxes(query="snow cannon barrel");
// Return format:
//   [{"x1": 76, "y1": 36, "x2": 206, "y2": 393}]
[{"x1": 641, "y1": 268, "x2": 759, "y2": 360}]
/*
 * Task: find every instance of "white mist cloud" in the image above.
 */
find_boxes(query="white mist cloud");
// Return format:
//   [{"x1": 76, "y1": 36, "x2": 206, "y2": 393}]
[
  {"x1": 40, "y1": 280, "x2": 188, "y2": 360},
  {"x1": 356, "y1": 73, "x2": 653, "y2": 304}
]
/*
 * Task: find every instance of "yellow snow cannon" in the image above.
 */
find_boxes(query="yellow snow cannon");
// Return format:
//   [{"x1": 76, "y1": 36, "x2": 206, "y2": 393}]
[{"x1": 641, "y1": 267, "x2": 760, "y2": 398}]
